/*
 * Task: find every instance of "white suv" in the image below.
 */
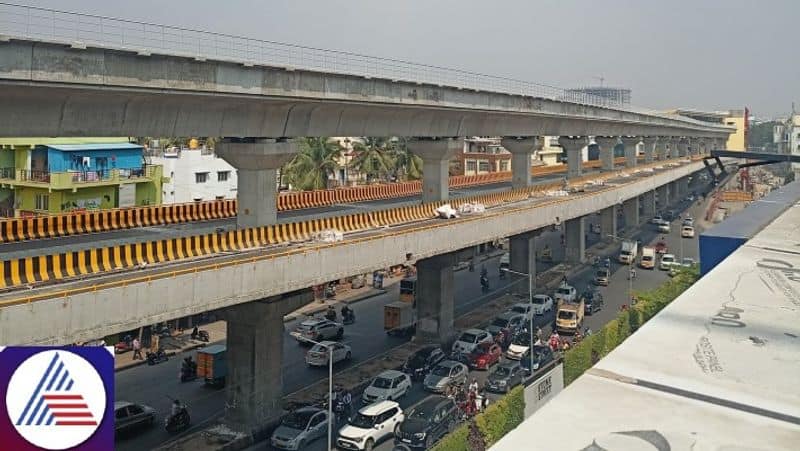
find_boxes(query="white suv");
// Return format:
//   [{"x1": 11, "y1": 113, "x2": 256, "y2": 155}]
[
  {"x1": 362, "y1": 370, "x2": 412, "y2": 404},
  {"x1": 451, "y1": 329, "x2": 493, "y2": 354},
  {"x1": 336, "y1": 400, "x2": 404, "y2": 450},
  {"x1": 290, "y1": 318, "x2": 343, "y2": 343}
]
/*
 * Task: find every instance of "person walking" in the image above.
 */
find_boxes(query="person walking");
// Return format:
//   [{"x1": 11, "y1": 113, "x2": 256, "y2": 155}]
[{"x1": 132, "y1": 337, "x2": 142, "y2": 360}]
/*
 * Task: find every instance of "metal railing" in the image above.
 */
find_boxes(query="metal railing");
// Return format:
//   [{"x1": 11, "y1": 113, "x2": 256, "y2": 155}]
[
  {"x1": 0, "y1": 2, "x2": 727, "y2": 129},
  {"x1": 18, "y1": 169, "x2": 50, "y2": 183},
  {"x1": 0, "y1": 167, "x2": 14, "y2": 180}
]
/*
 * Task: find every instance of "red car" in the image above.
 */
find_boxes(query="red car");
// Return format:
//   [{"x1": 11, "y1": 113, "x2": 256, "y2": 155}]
[
  {"x1": 466, "y1": 342, "x2": 502, "y2": 370},
  {"x1": 655, "y1": 241, "x2": 668, "y2": 254}
]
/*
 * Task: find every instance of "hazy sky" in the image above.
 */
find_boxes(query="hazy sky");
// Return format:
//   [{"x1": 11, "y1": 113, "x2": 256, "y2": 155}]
[{"x1": 17, "y1": 0, "x2": 799, "y2": 117}]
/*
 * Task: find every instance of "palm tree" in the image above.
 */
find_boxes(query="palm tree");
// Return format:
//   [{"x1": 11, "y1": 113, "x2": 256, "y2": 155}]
[
  {"x1": 283, "y1": 138, "x2": 342, "y2": 190},
  {"x1": 350, "y1": 137, "x2": 395, "y2": 183},
  {"x1": 390, "y1": 138, "x2": 423, "y2": 181}
]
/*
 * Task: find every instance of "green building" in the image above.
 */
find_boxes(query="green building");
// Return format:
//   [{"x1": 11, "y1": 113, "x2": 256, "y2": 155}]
[{"x1": 0, "y1": 138, "x2": 165, "y2": 217}]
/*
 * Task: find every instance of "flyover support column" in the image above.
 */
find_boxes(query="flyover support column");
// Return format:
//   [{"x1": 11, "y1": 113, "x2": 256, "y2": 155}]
[
  {"x1": 657, "y1": 184, "x2": 670, "y2": 210},
  {"x1": 564, "y1": 216, "x2": 585, "y2": 264},
  {"x1": 693, "y1": 138, "x2": 705, "y2": 156},
  {"x1": 502, "y1": 137, "x2": 542, "y2": 189},
  {"x1": 222, "y1": 291, "x2": 313, "y2": 432},
  {"x1": 642, "y1": 190, "x2": 657, "y2": 219},
  {"x1": 599, "y1": 206, "x2": 617, "y2": 242},
  {"x1": 669, "y1": 137, "x2": 681, "y2": 160},
  {"x1": 509, "y1": 230, "x2": 538, "y2": 296},
  {"x1": 621, "y1": 137, "x2": 639, "y2": 168},
  {"x1": 678, "y1": 138, "x2": 690, "y2": 158},
  {"x1": 559, "y1": 137, "x2": 587, "y2": 180},
  {"x1": 642, "y1": 137, "x2": 657, "y2": 164},
  {"x1": 217, "y1": 138, "x2": 298, "y2": 229},
  {"x1": 595, "y1": 137, "x2": 618, "y2": 172},
  {"x1": 623, "y1": 198, "x2": 639, "y2": 229},
  {"x1": 655, "y1": 137, "x2": 668, "y2": 161},
  {"x1": 416, "y1": 252, "x2": 457, "y2": 343},
  {"x1": 408, "y1": 138, "x2": 463, "y2": 203}
]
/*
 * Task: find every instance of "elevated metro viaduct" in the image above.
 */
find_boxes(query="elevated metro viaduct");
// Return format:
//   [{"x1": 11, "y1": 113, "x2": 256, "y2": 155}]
[{"x1": 0, "y1": 35, "x2": 733, "y2": 432}]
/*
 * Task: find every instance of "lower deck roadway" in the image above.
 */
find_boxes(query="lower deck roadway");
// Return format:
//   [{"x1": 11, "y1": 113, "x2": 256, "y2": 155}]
[{"x1": 114, "y1": 186, "x2": 706, "y2": 451}]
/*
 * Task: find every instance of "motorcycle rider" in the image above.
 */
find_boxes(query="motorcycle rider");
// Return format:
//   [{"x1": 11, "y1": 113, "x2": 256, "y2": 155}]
[
  {"x1": 340, "y1": 305, "x2": 353, "y2": 322},
  {"x1": 341, "y1": 389, "x2": 353, "y2": 418},
  {"x1": 181, "y1": 356, "x2": 196, "y2": 378},
  {"x1": 325, "y1": 305, "x2": 337, "y2": 321},
  {"x1": 171, "y1": 399, "x2": 184, "y2": 417}
]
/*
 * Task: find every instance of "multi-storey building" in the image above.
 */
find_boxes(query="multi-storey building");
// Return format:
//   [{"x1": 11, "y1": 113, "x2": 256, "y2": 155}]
[{"x1": 147, "y1": 147, "x2": 238, "y2": 203}]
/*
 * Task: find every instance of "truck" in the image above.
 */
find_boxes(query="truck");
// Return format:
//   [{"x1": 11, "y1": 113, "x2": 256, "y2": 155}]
[
  {"x1": 618, "y1": 240, "x2": 638, "y2": 265},
  {"x1": 384, "y1": 301, "x2": 416, "y2": 336},
  {"x1": 197, "y1": 344, "x2": 227, "y2": 387},
  {"x1": 555, "y1": 299, "x2": 584, "y2": 334},
  {"x1": 640, "y1": 246, "x2": 656, "y2": 269}
]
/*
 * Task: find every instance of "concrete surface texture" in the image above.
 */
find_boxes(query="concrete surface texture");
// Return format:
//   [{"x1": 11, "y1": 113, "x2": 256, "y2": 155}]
[
  {"x1": 0, "y1": 160, "x2": 710, "y2": 345},
  {"x1": 0, "y1": 39, "x2": 731, "y2": 138}
]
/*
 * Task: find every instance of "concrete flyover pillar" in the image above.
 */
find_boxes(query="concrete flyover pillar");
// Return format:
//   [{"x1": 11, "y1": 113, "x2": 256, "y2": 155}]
[
  {"x1": 693, "y1": 138, "x2": 706, "y2": 156},
  {"x1": 509, "y1": 230, "x2": 539, "y2": 296},
  {"x1": 416, "y1": 252, "x2": 457, "y2": 343},
  {"x1": 669, "y1": 137, "x2": 681, "y2": 159},
  {"x1": 641, "y1": 136, "x2": 657, "y2": 164},
  {"x1": 564, "y1": 216, "x2": 586, "y2": 264},
  {"x1": 217, "y1": 138, "x2": 298, "y2": 229},
  {"x1": 222, "y1": 290, "x2": 313, "y2": 432},
  {"x1": 594, "y1": 136, "x2": 618, "y2": 172},
  {"x1": 642, "y1": 190, "x2": 657, "y2": 219},
  {"x1": 620, "y1": 137, "x2": 640, "y2": 168},
  {"x1": 502, "y1": 137, "x2": 542, "y2": 189},
  {"x1": 599, "y1": 206, "x2": 617, "y2": 242},
  {"x1": 655, "y1": 137, "x2": 668, "y2": 161},
  {"x1": 656, "y1": 184, "x2": 670, "y2": 210},
  {"x1": 623, "y1": 197, "x2": 639, "y2": 229},
  {"x1": 408, "y1": 138, "x2": 463, "y2": 203},
  {"x1": 558, "y1": 136, "x2": 588, "y2": 180},
  {"x1": 678, "y1": 138, "x2": 690, "y2": 158}
]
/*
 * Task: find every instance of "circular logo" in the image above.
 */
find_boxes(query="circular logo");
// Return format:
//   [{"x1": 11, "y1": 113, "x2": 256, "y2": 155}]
[{"x1": 5, "y1": 350, "x2": 107, "y2": 450}]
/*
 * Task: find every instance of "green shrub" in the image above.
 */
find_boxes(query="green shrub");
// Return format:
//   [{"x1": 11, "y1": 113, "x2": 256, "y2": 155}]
[
  {"x1": 476, "y1": 385, "x2": 525, "y2": 446},
  {"x1": 603, "y1": 319, "x2": 620, "y2": 355},
  {"x1": 563, "y1": 339, "x2": 591, "y2": 385},
  {"x1": 589, "y1": 327, "x2": 606, "y2": 362},
  {"x1": 617, "y1": 309, "x2": 632, "y2": 341},
  {"x1": 430, "y1": 423, "x2": 469, "y2": 451}
]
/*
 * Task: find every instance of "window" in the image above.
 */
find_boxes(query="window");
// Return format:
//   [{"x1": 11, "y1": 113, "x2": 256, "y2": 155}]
[
  {"x1": 478, "y1": 161, "x2": 490, "y2": 172},
  {"x1": 466, "y1": 160, "x2": 477, "y2": 172},
  {"x1": 128, "y1": 405, "x2": 143, "y2": 415},
  {"x1": 217, "y1": 171, "x2": 230, "y2": 182},
  {"x1": 35, "y1": 193, "x2": 49, "y2": 211},
  {"x1": 499, "y1": 160, "x2": 509, "y2": 172},
  {"x1": 195, "y1": 172, "x2": 209, "y2": 183}
]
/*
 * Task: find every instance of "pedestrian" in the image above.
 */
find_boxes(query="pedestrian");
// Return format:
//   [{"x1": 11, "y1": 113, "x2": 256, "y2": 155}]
[
  {"x1": 561, "y1": 275, "x2": 568, "y2": 286},
  {"x1": 132, "y1": 337, "x2": 142, "y2": 360}
]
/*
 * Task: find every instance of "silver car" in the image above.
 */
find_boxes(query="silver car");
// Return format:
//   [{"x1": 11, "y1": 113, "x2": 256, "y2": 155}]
[
  {"x1": 423, "y1": 360, "x2": 468, "y2": 393},
  {"x1": 114, "y1": 401, "x2": 156, "y2": 435},
  {"x1": 271, "y1": 407, "x2": 328, "y2": 450}
]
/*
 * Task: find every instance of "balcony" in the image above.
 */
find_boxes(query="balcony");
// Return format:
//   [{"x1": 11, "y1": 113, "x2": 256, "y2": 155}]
[{"x1": 0, "y1": 165, "x2": 160, "y2": 189}]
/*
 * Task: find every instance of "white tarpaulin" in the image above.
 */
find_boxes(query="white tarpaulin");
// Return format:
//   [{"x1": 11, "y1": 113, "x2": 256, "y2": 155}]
[
  {"x1": 313, "y1": 229, "x2": 343, "y2": 243},
  {"x1": 435, "y1": 204, "x2": 459, "y2": 219}
]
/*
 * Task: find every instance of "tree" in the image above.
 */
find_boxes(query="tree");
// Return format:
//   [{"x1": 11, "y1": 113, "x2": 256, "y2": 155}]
[
  {"x1": 283, "y1": 138, "x2": 342, "y2": 190},
  {"x1": 390, "y1": 138, "x2": 424, "y2": 181},
  {"x1": 748, "y1": 121, "x2": 779, "y2": 152},
  {"x1": 350, "y1": 137, "x2": 394, "y2": 182}
]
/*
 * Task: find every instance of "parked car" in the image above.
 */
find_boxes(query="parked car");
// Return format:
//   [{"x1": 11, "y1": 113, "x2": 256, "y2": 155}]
[
  {"x1": 271, "y1": 407, "x2": 328, "y2": 450},
  {"x1": 362, "y1": 370, "x2": 412, "y2": 404},
  {"x1": 658, "y1": 222, "x2": 671, "y2": 233},
  {"x1": 505, "y1": 331, "x2": 533, "y2": 360},
  {"x1": 485, "y1": 361, "x2": 525, "y2": 393},
  {"x1": 531, "y1": 294, "x2": 554, "y2": 315},
  {"x1": 291, "y1": 318, "x2": 343, "y2": 344},
  {"x1": 423, "y1": 361, "x2": 468, "y2": 393},
  {"x1": 681, "y1": 225, "x2": 695, "y2": 238},
  {"x1": 114, "y1": 401, "x2": 156, "y2": 435},
  {"x1": 509, "y1": 303, "x2": 534, "y2": 322},
  {"x1": 402, "y1": 345, "x2": 446, "y2": 381},
  {"x1": 464, "y1": 342, "x2": 502, "y2": 370},
  {"x1": 683, "y1": 217, "x2": 694, "y2": 226},
  {"x1": 681, "y1": 257, "x2": 697, "y2": 267},
  {"x1": 305, "y1": 341, "x2": 351, "y2": 367},
  {"x1": 394, "y1": 396, "x2": 458, "y2": 450},
  {"x1": 655, "y1": 241, "x2": 668, "y2": 254},
  {"x1": 553, "y1": 284, "x2": 577, "y2": 303},
  {"x1": 593, "y1": 268, "x2": 610, "y2": 286},
  {"x1": 519, "y1": 345, "x2": 555, "y2": 374},
  {"x1": 337, "y1": 400, "x2": 404, "y2": 451},
  {"x1": 659, "y1": 254, "x2": 676, "y2": 270},
  {"x1": 485, "y1": 312, "x2": 526, "y2": 337},
  {"x1": 451, "y1": 329, "x2": 493, "y2": 354},
  {"x1": 581, "y1": 290, "x2": 604, "y2": 315}
]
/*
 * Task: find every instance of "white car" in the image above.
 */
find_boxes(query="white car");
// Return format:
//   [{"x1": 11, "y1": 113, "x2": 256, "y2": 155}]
[
  {"x1": 305, "y1": 341, "x2": 352, "y2": 367},
  {"x1": 659, "y1": 254, "x2": 676, "y2": 270},
  {"x1": 658, "y1": 222, "x2": 671, "y2": 233},
  {"x1": 451, "y1": 329, "x2": 493, "y2": 354},
  {"x1": 271, "y1": 407, "x2": 328, "y2": 450},
  {"x1": 531, "y1": 294, "x2": 554, "y2": 315},
  {"x1": 505, "y1": 330, "x2": 534, "y2": 360},
  {"x1": 681, "y1": 225, "x2": 695, "y2": 238},
  {"x1": 291, "y1": 319, "x2": 344, "y2": 344},
  {"x1": 553, "y1": 284, "x2": 577, "y2": 303},
  {"x1": 336, "y1": 400, "x2": 404, "y2": 451},
  {"x1": 509, "y1": 303, "x2": 534, "y2": 322},
  {"x1": 683, "y1": 217, "x2": 694, "y2": 226},
  {"x1": 650, "y1": 215, "x2": 664, "y2": 224},
  {"x1": 362, "y1": 370, "x2": 411, "y2": 404}
]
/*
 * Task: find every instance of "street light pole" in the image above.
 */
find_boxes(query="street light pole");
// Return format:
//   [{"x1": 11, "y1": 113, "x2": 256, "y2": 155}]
[
  {"x1": 304, "y1": 338, "x2": 335, "y2": 451},
  {"x1": 502, "y1": 268, "x2": 535, "y2": 374}
]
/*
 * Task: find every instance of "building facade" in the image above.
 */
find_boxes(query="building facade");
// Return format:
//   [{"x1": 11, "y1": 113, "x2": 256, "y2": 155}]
[
  {"x1": 668, "y1": 108, "x2": 748, "y2": 151},
  {"x1": 148, "y1": 147, "x2": 238, "y2": 203},
  {"x1": 773, "y1": 113, "x2": 800, "y2": 176},
  {"x1": 0, "y1": 138, "x2": 163, "y2": 217}
]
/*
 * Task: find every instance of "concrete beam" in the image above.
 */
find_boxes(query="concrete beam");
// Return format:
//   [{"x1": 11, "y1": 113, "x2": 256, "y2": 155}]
[
  {"x1": 416, "y1": 252, "x2": 457, "y2": 343},
  {"x1": 408, "y1": 138, "x2": 463, "y2": 203},
  {"x1": 502, "y1": 137, "x2": 542, "y2": 189},
  {"x1": 623, "y1": 197, "x2": 639, "y2": 229},
  {"x1": 594, "y1": 136, "x2": 618, "y2": 172},
  {"x1": 621, "y1": 137, "x2": 639, "y2": 168},
  {"x1": 509, "y1": 230, "x2": 539, "y2": 296},
  {"x1": 559, "y1": 136, "x2": 587, "y2": 179},
  {"x1": 599, "y1": 206, "x2": 617, "y2": 243},
  {"x1": 217, "y1": 138, "x2": 298, "y2": 228},
  {"x1": 642, "y1": 136, "x2": 657, "y2": 164},
  {"x1": 564, "y1": 216, "x2": 585, "y2": 264}
]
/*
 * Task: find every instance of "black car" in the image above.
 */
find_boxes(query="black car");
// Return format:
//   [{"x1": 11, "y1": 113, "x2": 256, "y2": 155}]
[
  {"x1": 581, "y1": 290, "x2": 604, "y2": 315},
  {"x1": 485, "y1": 361, "x2": 524, "y2": 393},
  {"x1": 519, "y1": 345, "x2": 555, "y2": 374},
  {"x1": 394, "y1": 396, "x2": 458, "y2": 449},
  {"x1": 402, "y1": 345, "x2": 446, "y2": 381}
]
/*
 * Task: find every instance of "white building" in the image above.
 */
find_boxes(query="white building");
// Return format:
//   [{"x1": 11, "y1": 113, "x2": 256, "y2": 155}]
[
  {"x1": 147, "y1": 148, "x2": 237, "y2": 204},
  {"x1": 773, "y1": 113, "x2": 800, "y2": 177}
]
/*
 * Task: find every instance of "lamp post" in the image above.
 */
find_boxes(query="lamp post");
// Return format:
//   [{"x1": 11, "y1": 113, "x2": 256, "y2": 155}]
[
  {"x1": 607, "y1": 233, "x2": 634, "y2": 305},
  {"x1": 501, "y1": 267, "x2": 535, "y2": 375},
  {"x1": 304, "y1": 338, "x2": 335, "y2": 451}
]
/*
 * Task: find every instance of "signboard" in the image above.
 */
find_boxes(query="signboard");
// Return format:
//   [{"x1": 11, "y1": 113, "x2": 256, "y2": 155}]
[
  {"x1": 523, "y1": 362, "x2": 563, "y2": 418},
  {"x1": 118, "y1": 183, "x2": 136, "y2": 208}
]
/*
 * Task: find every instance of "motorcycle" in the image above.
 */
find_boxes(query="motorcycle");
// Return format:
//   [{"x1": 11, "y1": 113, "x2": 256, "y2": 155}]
[
  {"x1": 191, "y1": 329, "x2": 210, "y2": 342},
  {"x1": 480, "y1": 275, "x2": 489, "y2": 293},
  {"x1": 180, "y1": 361, "x2": 197, "y2": 382},
  {"x1": 164, "y1": 405, "x2": 190, "y2": 433},
  {"x1": 146, "y1": 349, "x2": 169, "y2": 366},
  {"x1": 342, "y1": 310, "x2": 355, "y2": 325},
  {"x1": 324, "y1": 309, "x2": 337, "y2": 322}
]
